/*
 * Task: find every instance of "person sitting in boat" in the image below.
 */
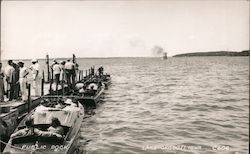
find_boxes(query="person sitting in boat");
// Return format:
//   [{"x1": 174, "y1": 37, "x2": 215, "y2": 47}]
[
  {"x1": 87, "y1": 83, "x2": 98, "y2": 91},
  {"x1": 63, "y1": 99, "x2": 81, "y2": 111},
  {"x1": 10, "y1": 118, "x2": 62, "y2": 139},
  {"x1": 55, "y1": 99, "x2": 67, "y2": 109},
  {"x1": 47, "y1": 117, "x2": 64, "y2": 137},
  {"x1": 75, "y1": 83, "x2": 85, "y2": 94}
]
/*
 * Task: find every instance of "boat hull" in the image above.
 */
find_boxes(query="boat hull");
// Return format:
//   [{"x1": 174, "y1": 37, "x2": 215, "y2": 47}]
[{"x1": 3, "y1": 101, "x2": 84, "y2": 154}]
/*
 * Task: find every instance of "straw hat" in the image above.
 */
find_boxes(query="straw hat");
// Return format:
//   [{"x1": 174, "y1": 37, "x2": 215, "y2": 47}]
[{"x1": 31, "y1": 58, "x2": 37, "y2": 62}]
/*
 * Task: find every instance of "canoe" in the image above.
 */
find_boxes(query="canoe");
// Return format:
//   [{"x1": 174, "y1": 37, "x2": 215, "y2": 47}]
[{"x1": 3, "y1": 97, "x2": 84, "y2": 154}]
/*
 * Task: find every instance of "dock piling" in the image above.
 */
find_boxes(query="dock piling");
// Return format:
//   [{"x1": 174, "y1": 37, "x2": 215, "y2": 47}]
[
  {"x1": 46, "y1": 54, "x2": 50, "y2": 83},
  {"x1": 27, "y1": 84, "x2": 31, "y2": 113},
  {"x1": 78, "y1": 70, "x2": 81, "y2": 81},
  {"x1": 41, "y1": 77, "x2": 44, "y2": 96}
]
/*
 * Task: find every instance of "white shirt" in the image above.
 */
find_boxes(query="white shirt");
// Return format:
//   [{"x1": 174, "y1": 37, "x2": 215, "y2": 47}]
[
  {"x1": 53, "y1": 64, "x2": 61, "y2": 75},
  {"x1": 4, "y1": 65, "x2": 15, "y2": 78},
  {"x1": 30, "y1": 63, "x2": 42, "y2": 79},
  {"x1": 65, "y1": 62, "x2": 74, "y2": 70},
  {"x1": 19, "y1": 67, "x2": 29, "y2": 78}
]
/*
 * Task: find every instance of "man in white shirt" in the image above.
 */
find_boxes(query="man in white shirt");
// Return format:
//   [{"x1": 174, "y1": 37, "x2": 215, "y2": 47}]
[
  {"x1": 18, "y1": 62, "x2": 29, "y2": 102},
  {"x1": 59, "y1": 61, "x2": 66, "y2": 83},
  {"x1": 4, "y1": 60, "x2": 15, "y2": 100},
  {"x1": 64, "y1": 59, "x2": 75, "y2": 87},
  {"x1": 30, "y1": 59, "x2": 42, "y2": 96},
  {"x1": 52, "y1": 61, "x2": 61, "y2": 88}
]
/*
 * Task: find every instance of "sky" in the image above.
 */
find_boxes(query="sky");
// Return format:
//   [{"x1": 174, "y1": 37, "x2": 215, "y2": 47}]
[{"x1": 1, "y1": 0, "x2": 249, "y2": 60}]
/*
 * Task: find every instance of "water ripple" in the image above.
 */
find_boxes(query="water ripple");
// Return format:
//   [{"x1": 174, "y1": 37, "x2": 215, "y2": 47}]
[{"x1": 76, "y1": 57, "x2": 249, "y2": 154}]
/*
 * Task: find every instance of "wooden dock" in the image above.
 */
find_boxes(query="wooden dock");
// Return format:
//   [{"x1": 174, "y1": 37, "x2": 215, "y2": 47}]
[{"x1": 0, "y1": 63, "x2": 108, "y2": 151}]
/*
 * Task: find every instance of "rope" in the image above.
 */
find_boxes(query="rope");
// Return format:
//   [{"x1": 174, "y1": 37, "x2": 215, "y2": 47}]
[{"x1": 0, "y1": 139, "x2": 43, "y2": 153}]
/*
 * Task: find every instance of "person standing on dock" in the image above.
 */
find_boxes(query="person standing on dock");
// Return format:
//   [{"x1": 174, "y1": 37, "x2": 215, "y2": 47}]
[
  {"x1": 18, "y1": 62, "x2": 29, "y2": 102},
  {"x1": 0, "y1": 63, "x2": 5, "y2": 102},
  {"x1": 30, "y1": 59, "x2": 42, "y2": 96},
  {"x1": 59, "y1": 61, "x2": 66, "y2": 83},
  {"x1": 4, "y1": 60, "x2": 15, "y2": 101},
  {"x1": 65, "y1": 59, "x2": 75, "y2": 87},
  {"x1": 50, "y1": 59, "x2": 57, "y2": 82},
  {"x1": 52, "y1": 60, "x2": 61, "y2": 87},
  {"x1": 98, "y1": 65, "x2": 104, "y2": 76},
  {"x1": 12, "y1": 62, "x2": 20, "y2": 100}
]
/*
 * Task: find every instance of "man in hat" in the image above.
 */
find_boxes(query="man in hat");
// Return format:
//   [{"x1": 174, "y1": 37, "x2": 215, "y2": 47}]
[
  {"x1": 30, "y1": 59, "x2": 42, "y2": 96},
  {"x1": 18, "y1": 61, "x2": 29, "y2": 102}
]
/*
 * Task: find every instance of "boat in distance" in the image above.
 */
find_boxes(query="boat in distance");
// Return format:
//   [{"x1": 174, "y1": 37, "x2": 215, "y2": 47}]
[
  {"x1": 163, "y1": 52, "x2": 168, "y2": 59},
  {"x1": 3, "y1": 97, "x2": 84, "y2": 154}
]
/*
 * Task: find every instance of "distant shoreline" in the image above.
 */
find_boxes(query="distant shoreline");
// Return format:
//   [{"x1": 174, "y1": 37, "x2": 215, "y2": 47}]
[
  {"x1": 173, "y1": 50, "x2": 250, "y2": 57},
  {"x1": 1, "y1": 51, "x2": 250, "y2": 61}
]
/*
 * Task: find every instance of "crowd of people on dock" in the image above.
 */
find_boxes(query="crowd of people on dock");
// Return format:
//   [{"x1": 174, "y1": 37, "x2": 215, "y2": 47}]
[
  {"x1": 0, "y1": 59, "x2": 43, "y2": 102},
  {"x1": 50, "y1": 59, "x2": 78, "y2": 88},
  {"x1": 0, "y1": 58, "x2": 78, "y2": 103}
]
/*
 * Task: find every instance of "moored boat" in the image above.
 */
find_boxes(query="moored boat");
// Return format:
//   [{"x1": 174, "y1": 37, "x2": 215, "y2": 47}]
[
  {"x1": 3, "y1": 97, "x2": 84, "y2": 154},
  {"x1": 74, "y1": 79, "x2": 105, "y2": 109}
]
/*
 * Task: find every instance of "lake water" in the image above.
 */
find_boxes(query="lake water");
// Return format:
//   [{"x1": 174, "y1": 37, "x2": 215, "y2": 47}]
[
  {"x1": 1, "y1": 57, "x2": 249, "y2": 153},
  {"x1": 75, "y1": 57, "x2": 249, "y2": 154}
]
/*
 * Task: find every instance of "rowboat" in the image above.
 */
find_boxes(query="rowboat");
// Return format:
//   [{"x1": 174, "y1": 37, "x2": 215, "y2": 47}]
[
  {"x1": 3, "y1": 97, "x2": 84, "y2": 154},
  {"x1": 74, "y1": 80, "x2": 105, "y2": 110}
]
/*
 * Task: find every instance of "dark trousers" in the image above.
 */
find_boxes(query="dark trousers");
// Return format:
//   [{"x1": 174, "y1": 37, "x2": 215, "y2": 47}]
[
  {"x1": 13, "y1": 83, "x2": 20, "y2": 99},
  {"x1": 8, "y1": 83, "x2": 14, "y2": 101},
  {"x1": 66, "y1": 69, "x2": 75, "y2": 88},
  {"x1": 55, "y1": 74, "x2": 60, "y2": 85},
  {"x1": 0, "y1": 78, "x2": 5, "y2": 101}
]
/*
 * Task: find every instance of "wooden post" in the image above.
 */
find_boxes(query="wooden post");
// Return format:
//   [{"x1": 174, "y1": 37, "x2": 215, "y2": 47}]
[
  {"x1": 61, "y1": 70, "x2": 65, "y2": 96},
  {"x1": 81, "y1": 70, "x2": 83, "y2": 81},
  {"x1": 78, "y1": 70, "x2": 81, "y2": 81},
  {"x1": 41, "y1": 78, "x2": 44, "y2": 96},
  {"x1": 56, "y1": 81, "x2": 58, "y2": 95},
  {"x1": 41, "y1": 71, "x2": 45, "y2": 96},
  {"x1": 27, "y1": 84, "x2": 31, "y2": 113},
  {"x1": 51, "y1": 68, "x2": 54, "y2": 83},
  {"x1": 62, "y1": 79, "x2": 64, "y2": 96},
  {"x1": 46, "y1": 54, "x2": 50, "y2": 83},
  {"x1": 73, "y1": 54, "x2": 76, "y2": 64},
  {"x1": 49, "y1": 73, "x2": 52, "y2": 94}
]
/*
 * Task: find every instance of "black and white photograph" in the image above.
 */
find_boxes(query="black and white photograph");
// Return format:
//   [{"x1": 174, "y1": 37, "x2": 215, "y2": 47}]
[{"x1": 0, "y1": 0, "x2": 249, "y2": 153}]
